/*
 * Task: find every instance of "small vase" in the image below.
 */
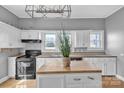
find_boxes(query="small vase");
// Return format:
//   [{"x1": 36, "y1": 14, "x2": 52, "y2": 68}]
[{"x1": 63, "y1": 57, "x2": 70, "y2": 67}]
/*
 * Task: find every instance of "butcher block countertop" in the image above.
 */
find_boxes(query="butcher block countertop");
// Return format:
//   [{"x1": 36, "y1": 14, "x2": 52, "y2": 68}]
[
  {"x1": 37, "y1": 54, "x2": 117, "y2": 58},
  {"x1": 37, "y1": 61, "x2": 102, "y2": 74}
]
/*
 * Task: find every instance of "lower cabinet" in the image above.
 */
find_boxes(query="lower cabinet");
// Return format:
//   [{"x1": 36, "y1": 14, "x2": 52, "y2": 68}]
[
  {"x1": 8, "y1": 57, "x2": 16, "y2": 78},
  {"x1": 37, "y1": 75, "x2": 64, "y2": 88},
  {"x1": 36, "y1": 58, "x2": 45, "y2": 71},
  {"x1": 83, "y1": 57, "x2": 117, "y2": 75},
  {"x1": 65, "y1": 73, "x2": 101, "y2": 88},
  {"x1": 37, "y1": 73, "x2": 102, "y2": 88}
]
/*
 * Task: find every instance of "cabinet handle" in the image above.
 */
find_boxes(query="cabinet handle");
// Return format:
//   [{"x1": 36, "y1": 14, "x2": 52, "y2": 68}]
[
  {"x1": 87, "y1": 76, "x2": 94, "y2": 80},
  {"x1": 104, "y1": 63, "x2": 107, "y2": 74},
  {"x1": 73, "y1": 78, "x2": 81, "y2": 81}
]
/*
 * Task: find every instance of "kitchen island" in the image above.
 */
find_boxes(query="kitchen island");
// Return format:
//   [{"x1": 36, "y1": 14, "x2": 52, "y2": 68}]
[{"x1": 36, "y1": 60, "x2": 102, "y2": 88}]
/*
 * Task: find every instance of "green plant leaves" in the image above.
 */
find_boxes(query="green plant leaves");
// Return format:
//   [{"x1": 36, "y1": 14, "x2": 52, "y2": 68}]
[{"x1": 58, "y1": 31, "x2": 71, "y2": 57}]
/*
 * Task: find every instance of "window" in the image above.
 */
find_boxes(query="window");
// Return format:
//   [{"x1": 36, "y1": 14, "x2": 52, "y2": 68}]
[
  {"x1": 44, "y1": 33, "x2": 56, "y2": 49},
  {"x1": 90, "y1": 32, "x2": 103, "y2": 48}
]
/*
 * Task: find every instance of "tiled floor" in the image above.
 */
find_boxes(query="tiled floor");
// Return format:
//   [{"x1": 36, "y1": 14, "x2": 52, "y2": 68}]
[{"x1": 0, "y1": 76, "x2": 124, "y2": 88}]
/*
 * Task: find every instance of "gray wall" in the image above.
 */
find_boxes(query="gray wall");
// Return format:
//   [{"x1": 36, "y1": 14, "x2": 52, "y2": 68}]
[
  {"x1": 0, "y1": 6, "x2": 19, "y2": 28},
  {"x1": 105, "y1": 7, "x2": 124, "y2": 77},
  {"x1": 19, "y1": 18, "x2": 105, "y2": 30},
  {"x1": 0, "y1": 49, "x2": 19, "y2": 79},
  {"x1": 0, "y1": 6, "x2": 20, "y2": 79}
]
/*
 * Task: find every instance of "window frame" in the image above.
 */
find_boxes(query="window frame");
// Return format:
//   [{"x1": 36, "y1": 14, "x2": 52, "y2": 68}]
[
  {"x1": 44, "y1": 33, "x2": 56, "y2": 50},
  {"x1": 89, "y1": 30, "x2": 104, "y2": 50}
]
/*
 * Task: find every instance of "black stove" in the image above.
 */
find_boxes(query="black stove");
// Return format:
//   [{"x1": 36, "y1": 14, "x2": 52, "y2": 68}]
[{"x1": 16, "y1": 50, "x2": 41, "y2": 80}]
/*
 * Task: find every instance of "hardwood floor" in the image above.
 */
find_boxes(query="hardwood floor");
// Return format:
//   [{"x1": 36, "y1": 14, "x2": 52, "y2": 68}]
[
  {"x1": 0, "y1": 79, "x2": 36, "y2": 88},
  {"x1": 102, "y1": 76, "x2": 124, "y2": 88},
  {"x1": 0, "y1": 76, "x2": 124, "y2": 88}
]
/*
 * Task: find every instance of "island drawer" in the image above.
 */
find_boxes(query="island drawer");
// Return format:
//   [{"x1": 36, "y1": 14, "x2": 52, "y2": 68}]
[
  {"x1": 65, "y1": 73, "x2": 101, "y2": 85},
  {"x1": 65, "y1": 74, "x2": 83, "y2": 84}
]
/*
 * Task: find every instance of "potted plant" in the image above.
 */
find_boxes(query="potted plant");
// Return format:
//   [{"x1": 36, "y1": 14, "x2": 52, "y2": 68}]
[{"x1": 58, "y1": 31, "x2": 71, "y2": 67}]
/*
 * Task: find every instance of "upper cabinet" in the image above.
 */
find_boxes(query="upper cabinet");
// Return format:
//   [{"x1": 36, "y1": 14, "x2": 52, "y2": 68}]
[
  {"x1": 75, "y1": 30, "x2": 90, "y2": 48},
  {"x1": 0, "y1": 21, "x2": 24, "y2": 48},
  {"x1": 74, "y1": 30, "x2": 104, "y2": 51},
  {"x1": 21, "y1": 30, "x2": 41, "y2": 40}
]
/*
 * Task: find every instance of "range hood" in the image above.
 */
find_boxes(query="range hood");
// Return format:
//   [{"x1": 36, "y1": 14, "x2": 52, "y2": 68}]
[{"x1": 21, "y1": 39, "x2": 42, "y2": 43}]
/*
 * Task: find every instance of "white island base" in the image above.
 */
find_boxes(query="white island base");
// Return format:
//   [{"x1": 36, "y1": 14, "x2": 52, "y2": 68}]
[{"x1": 37, "y1": 73, "x2": 102, "y2": 88}]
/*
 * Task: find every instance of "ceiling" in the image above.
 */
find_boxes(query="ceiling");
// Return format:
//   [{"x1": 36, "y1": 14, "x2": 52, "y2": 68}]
[{"x1": 3, "y1": 5, "x2": 123, "y2": 18}]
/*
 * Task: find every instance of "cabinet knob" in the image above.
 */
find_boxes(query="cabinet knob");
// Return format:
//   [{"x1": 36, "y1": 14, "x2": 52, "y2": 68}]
[
  {"x1": 87, "y1": 76, "x2": 94, "y2": 80},
  {"x1": 73, "y1": 78, "x2": 81, "y2": 81}
]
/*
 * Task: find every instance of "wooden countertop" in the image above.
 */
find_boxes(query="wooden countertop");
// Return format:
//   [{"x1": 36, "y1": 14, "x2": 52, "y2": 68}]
[
  {"x1": 37, "y1": 54, "x2": 117, "y2": 58},
  {"x1": 9, "y1": 54, "x2": 24, "y2": 58},
  {"x1": 37, "y1": 61, "x2": 102, "y2": 74}
]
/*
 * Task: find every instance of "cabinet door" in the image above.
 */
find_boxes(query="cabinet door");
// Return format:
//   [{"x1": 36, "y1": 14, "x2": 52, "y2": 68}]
[
  {"x1": 65, "y1": 73, "x2": 101, "y2": 88},
  {"x1": 75, "y1": 31, "x2": 89, "y2": 47},
  {"x1": 65, "y1": 74, "x2": 83, "y2": 88},
  {"x1": 104, "y1": 58, "x2": 116, "y2": 75},
  {"x1": 93, "y1": 58, "x2": 106, "y2": 75},
  {"x1": 21, "y1": 32, "x2": 40, "y2": 39},
  {"x1": 76, "y1": 31, "x2": 84, "y2": 47},
  {"x1": 83, "y1": 31, "x2": 90, "y2": 47},
  {"x1": 0, "y1": 22, "x2": 22, "y2": 48},
  {"x1": 36, "y1": 58, "x2": 45, "y2": 71},
  {"x1": 8, "y1": 57, "x2": 16, "y2": 77},
  {"x1": 82, "y1": 73, "x2": 102, "y2": 88},
  {"x1": 37, "y1": 75, "x2": 64, "y2": 88}
]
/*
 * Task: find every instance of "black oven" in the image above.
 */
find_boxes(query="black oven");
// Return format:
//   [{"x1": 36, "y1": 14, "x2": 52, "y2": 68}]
[
  {"x1": 16, "y1": 50, "x2": 41, "y2": 80},
  {"x1": 16, "y1": 57, "x2": 36, "y2": 80}
]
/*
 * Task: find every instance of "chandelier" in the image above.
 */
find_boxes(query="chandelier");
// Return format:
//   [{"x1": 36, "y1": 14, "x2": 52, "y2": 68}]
[{"x1": 25, "y1": 5, "x2": 71, "y2": 18}]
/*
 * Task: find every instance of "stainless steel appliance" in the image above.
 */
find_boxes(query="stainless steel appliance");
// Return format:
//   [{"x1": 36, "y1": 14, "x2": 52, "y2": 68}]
[{"x1": 16, "y1": 50, "x2": 41, "y2": 80}]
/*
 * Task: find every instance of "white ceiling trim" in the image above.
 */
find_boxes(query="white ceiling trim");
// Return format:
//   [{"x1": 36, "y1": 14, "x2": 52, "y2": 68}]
[
  {"x1": 2, "y1": 5, "x2": 124, "y2": 18},
  {"x1": 104, "y1": 6, "x2": 123, "y2": 18}
]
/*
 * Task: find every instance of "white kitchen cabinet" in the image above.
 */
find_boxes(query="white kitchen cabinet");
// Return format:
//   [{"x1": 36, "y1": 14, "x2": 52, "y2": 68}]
[
  {"x1": 0, "y1": 21, "x2": 24, "y2": 48},
  {"x1": 36, "y1": 58, "x2": 45, "y2": 71},
  {"x1": 82, "y1": 73, "x2": 102, "y2": 88},
  {"x1": 75, "y1": 31, "x2": 90, "y2": 48},
  {"x1": 65, "y1": 73, "x2": 101, "y2": 88},
  {"x1": 65, "y1": 74, "x2": 83, "y2": 88},
  {"x1": 0, "y1": 61, "x2": 7, "y2": 80},
  {"x1": 83, "y1": 57, "x2": 116, "y2": 75},
  {"x1": 103, "y1": 58, "x2": 116, "y2": 75},
  {"x1": 37, "y1": 73, "x2": 102, "y2": 88},
  {"x1": 21, "y1": 31, "x2": 41, "y2": 39},
  {"x1": 37, "y1": 75, "x2": 64, "y2": 88},
  {"x1": 8, "y1": 57, "x2": 16, "y2": 78}
]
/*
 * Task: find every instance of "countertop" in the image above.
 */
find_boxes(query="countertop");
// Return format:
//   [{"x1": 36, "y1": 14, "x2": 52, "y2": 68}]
[
  {"x1": 37, "y1": 61, "x2": 102, "y2": 74},
  {"x1": 36, "y1": 54, "x2": 117, "y2": 58},
  {"x1": 9, "y1": 54, "x2": 25, "y2": 58}
]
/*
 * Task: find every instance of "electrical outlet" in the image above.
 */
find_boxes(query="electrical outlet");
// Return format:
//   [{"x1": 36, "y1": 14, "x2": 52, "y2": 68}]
[{"x1": 120, "y1": 53, "x2": 124, "y2": 56}]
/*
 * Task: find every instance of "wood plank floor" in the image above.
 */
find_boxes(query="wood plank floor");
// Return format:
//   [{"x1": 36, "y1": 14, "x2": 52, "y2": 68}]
[{"x1": 0, "y1": 76, "x2": 124, "y2": 88}]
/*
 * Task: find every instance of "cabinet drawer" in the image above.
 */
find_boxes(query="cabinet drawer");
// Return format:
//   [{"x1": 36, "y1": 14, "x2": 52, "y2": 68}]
[
  {"x1": 83, "y1": 73, "x2": 101, "y2": 87},
  {"x1": 65, "y1": 74, "x2": 83, "y2": 84},
  {"x1": 83, "y1": 75, "x2": 100, "y2": 84}
]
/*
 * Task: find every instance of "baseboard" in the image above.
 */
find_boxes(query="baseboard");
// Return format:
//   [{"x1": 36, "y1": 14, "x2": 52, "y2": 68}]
[
  {"x1": 116, "y1": 74, "x2": 124, "y2": 81},
  {"x1": 0, "y1": 76, "x2": 9, "y2": 84}
]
